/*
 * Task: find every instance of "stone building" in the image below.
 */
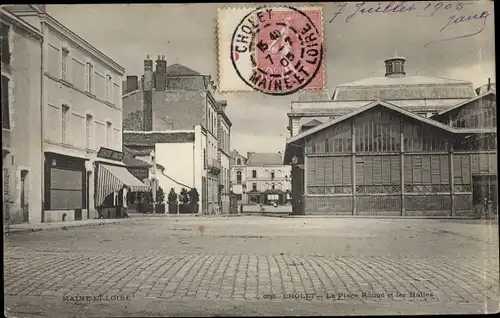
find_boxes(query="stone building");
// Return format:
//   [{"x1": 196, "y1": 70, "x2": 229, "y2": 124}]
[
  {"x1": 2, "y1": 5, "x2": 144, "y2": 224},
  {"x1": 123, "y1": 129, "x2": 208, "y2": 214},
  {"x1": 122, "y1": 58, "x2": 232, "y2": 214},
  {"x1": 230, "y1": 150, "x2": 248, "y2": 204},
  {"x1": 245, "y1": 152, "x2": 292, "y2": 205},
  {"x1": 1, "y1": 6, "x2": 44, "y2": 224},
  {"x1": 284, "y1": 57, "x2": 496, "y2": 216}
]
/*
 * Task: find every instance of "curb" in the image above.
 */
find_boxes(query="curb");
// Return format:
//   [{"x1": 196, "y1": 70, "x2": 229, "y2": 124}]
[
  {"x1": 258, "y1": 214, "x2": 489, "y2": 220},
  {"x1": 4, "y1": 214, "x2": 249, "y2": 235},
  {"x1": 4, "y1": 219, "x2": 133, "y2": 235}
]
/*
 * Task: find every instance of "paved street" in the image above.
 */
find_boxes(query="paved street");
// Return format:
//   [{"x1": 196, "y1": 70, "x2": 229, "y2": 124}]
[{"x1": 4, "y1": 216, "x2": 500, "y2": 316}]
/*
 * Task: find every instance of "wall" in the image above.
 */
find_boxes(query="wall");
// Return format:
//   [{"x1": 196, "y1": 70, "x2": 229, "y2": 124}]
[
  {"x1": 220, "y1": 152, "x2": 230, "y2": 213},
  {"x1": 43, "y1": 23, "x2": 123, "y2": 220},
  {"x1": 122, "y1": 90, "x2": 205, "y2": 131},
  {"x1": 229, "y1": 151, "x2": 247, "y2": 202},
  {"x1": 194, "y1": 125, "x2": 205, "y2": 214},
  {"x1": 155, "y1": 142, "x2": 194, "y2": 195},
  {"x1": 451, "y1": 95, "x2": 496, "y2": 128},
  {"x1": 246, "y1": 165, "x2": 292, "y2": 192},
  {"x1": 2, "y1": 20, "x2": 43, "y2": 224},
  {"x1": 122, "y1": 86, "x2": 222, "y2": 214},
  {"x1": 44, "y1": 27, "x2": 123, "y2": 154},
  {"x1": 302, "y1": 105, "x2": 495, "y2": 216}
]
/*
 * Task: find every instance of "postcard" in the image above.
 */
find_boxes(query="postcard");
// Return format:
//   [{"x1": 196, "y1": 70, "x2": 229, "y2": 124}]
[{"x1": 2, "y1": 2, "x2": 497, "y2": 317}]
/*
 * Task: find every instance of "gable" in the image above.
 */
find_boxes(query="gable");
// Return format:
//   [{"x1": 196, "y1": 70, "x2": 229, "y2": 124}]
[
  {"x1": 290, "y1": 101, "x2": 454, "y2": 143},
  {"x1": 305, "y1": 106, "x2": 451, "y2": 154},
  {"x1": 434, "y1": 93, "x2": 497, "y2": 128}
]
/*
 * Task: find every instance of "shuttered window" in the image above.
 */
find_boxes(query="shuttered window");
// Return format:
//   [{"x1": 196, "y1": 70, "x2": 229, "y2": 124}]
[{"x1": 1, "y1": 75, "x2": 9, "y2": 129}]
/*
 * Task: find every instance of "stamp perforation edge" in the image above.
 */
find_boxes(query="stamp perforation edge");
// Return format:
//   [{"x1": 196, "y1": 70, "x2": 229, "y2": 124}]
[{"x1": 217, "y1": 5, "x2": 327, "y2": 95}]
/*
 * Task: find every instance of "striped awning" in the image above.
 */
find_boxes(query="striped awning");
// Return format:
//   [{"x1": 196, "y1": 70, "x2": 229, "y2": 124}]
[{"x1": 96, "y1": 163, "x2": 150, "y2": 207}]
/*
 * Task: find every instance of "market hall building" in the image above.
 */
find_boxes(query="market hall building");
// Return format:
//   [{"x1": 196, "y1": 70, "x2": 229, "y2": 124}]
[{"x1": 284, "y1": 57, "x2": 497, "y2": 217}]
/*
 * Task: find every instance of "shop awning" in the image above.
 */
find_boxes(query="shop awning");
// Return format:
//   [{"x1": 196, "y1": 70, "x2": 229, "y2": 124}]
[{"x1": 96, "y1": 163, "x2": 150, "y2": 207}]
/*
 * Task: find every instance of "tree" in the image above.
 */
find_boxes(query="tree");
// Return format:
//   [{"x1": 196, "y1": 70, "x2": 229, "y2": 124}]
[
  {"x1": 156, "y1": 186, "x2": 165, "y2": 204},
  {"x1": 167, "y1": 188, "x2": 178, "y2": 204},
  {"x1": 188, "y1": 187, "x2": 200, "y2": 204},
  {"x1": 179, "y1": 188, "x2": 189, "y2": 204}
]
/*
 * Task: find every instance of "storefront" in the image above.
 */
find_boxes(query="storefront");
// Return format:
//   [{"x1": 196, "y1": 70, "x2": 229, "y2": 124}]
[
  {"x1": 94, "y1": 147, "x2": 150, "y2": 218},
  {"x1": 44, "y1": 152, "x2": 87, "y2": 222}
]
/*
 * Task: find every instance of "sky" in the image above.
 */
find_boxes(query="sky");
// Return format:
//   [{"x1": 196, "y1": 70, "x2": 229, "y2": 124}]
[{"x1": 48, "y1": 2, "x2": 495, "y2": 156}]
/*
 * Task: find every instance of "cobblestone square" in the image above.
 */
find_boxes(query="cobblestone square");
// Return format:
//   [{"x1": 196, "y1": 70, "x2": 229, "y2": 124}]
[{"x1": 4, "y1": 216, "x2": 500, "y2": 316}]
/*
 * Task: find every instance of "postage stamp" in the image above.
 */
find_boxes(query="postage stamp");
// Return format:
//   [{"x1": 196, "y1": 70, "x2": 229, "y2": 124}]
[{"x1": 218, "y1": 6, "x2": 325, "y2": 95}]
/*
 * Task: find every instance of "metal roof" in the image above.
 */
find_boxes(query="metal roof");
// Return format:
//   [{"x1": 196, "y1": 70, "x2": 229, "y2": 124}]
[
  {"x1": 246, "y1": 152, "x2": 285, "y2": 166},
  {"x1": 433, "y1": 90, "x2": 496, "y2": 117},
  {"x1": 287, "y1": 100, "x2": 457, "y2": 145},
  {"x1": 332, "y1": 75, "x2": 476, "y2": 101},
  {"x1": 337, "y1": 75, "x2": 471, "y2": 87}
]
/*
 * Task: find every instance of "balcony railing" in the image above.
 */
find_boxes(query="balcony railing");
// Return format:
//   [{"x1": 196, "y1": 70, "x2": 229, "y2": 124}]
[{"x1": 207, "y1": 158, "x2": 221, "y2": 175}]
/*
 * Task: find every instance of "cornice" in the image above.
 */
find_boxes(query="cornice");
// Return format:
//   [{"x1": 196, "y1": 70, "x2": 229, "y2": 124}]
[
  {"x1": 40, "y1": 13, "x2": 125, "y2": 75},
  {"x1": 0, "y1": 8, "x2": 43, "y2": 40}
]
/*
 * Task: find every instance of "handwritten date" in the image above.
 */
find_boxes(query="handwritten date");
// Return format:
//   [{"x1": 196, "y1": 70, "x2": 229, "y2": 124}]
[
  {"x1": 328, "y1": 1, "x2": 491, "y2": 46},
  {"x1": 422, "y1": 2, "x2": 466, "y2": 17}
]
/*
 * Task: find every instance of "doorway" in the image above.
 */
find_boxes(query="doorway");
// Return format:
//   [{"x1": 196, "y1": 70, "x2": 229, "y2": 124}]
[
  {"x1": 472, "y1": 175, "x2": 498, "y2": 214},
  {"x1": 291, "y1": 166, "x2": 305, "y2": 215},
  {"x1": 20, "y1": 169, "x2": 29, "y2": 222}
]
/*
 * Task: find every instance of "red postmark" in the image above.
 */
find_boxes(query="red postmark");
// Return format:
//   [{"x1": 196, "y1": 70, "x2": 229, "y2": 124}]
[
  {"x1": 255, "y1": 9, "x2": 324, "y2": 91},
  {"x1": 230, "y1": 6, "x2": 324, "y2": 95}
]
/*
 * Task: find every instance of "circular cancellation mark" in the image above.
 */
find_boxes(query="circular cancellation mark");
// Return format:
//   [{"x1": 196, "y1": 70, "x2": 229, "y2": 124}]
[{"x1": 230, "y1": 6, "x2": 324, "y2": 96}]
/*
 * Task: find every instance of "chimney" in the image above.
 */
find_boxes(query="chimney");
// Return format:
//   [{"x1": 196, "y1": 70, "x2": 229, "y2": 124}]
[
  {"x1": 155, "y1": 55, "x2": 167, "y2": 91},
  {"x1": 384, "y1": 56, "x2": 406, "y2": 78},
  {"x1": 143, "y1": 55, "x2": 154, "y2": 91},
  {"x1": 247, "y1": 152, "x2": 253, "y2": 159},
  {"x1": 126, "y1": 75, "x2": 138, "y2": 93},
  {"x1": 488, "y1": 77, "x2": 491, "y2": 90},
  {"x1": 143, "y1": 55, "x2": 154, "y2": 131}
]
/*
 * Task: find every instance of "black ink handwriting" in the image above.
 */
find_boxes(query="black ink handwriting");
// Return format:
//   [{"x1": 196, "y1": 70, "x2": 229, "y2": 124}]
[
  {"x1": 329, "y1": 1, "x2": 417, "y2": 24},
  {"x1": 327, "y1": 1, "x2": 491, "y2": 46},
  {"x1": 424, "y1": 10, "x2": 490, "y2": 48},
  {"x1": 440, "y1": 10, "x2": 489, "y2": 32}
]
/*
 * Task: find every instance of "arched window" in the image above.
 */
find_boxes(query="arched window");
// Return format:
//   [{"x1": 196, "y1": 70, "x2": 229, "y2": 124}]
[
  {"x1": 236, "y1": 170, "x2": 242, "y2": 184},
  {"x1": 237, "y1": 158, "x2": 241, "y2": 165},
  {"x1": 271, "y1": 171, "x2": 275, "y2": 180},
  {"x1": 271, "y1": 183, "x2": 275, "y2": 190}
]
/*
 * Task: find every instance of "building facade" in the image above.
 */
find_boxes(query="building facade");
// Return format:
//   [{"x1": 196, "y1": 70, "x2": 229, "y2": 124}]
[
  {"x1": 123, "y1": 128, "x2": 207, "y2": 214},
  {"x1": 122, "y1": 58, "x2": 232, "y2": 214},
  {"x1": 245, "y1": 152, "x2": 292, "y2": 205},
  {"x1": 230, "y1": 150, "x2": 248, "y2": 204},
  {"x1": 9, "y1": 5, "x2": 127, "y2": 222},
  {"x1": 1, "y1": 7, "x2": 44, "y2": 225},
  {"x1": 284, "y1": 57, "x2": 496, "y2": 217},
  {"x1": 217, "y1": 101, "x2": 232, "y2": 213},
  {"x1": 288, "y1": 57, "x2": 477, "y2": 138}
]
